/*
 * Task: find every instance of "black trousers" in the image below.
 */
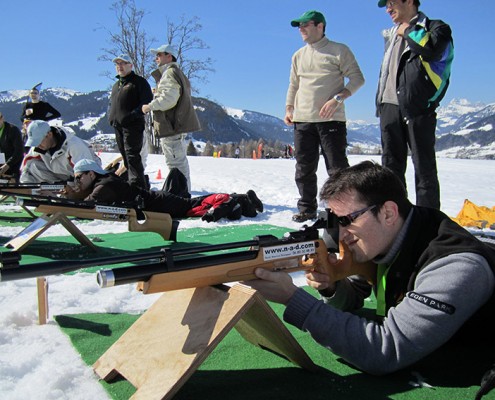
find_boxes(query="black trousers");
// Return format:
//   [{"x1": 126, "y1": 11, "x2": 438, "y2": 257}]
[
  {"x1": 293, "y1": 121, "x2": 349, "y2": 213},
  {"x1": 114, "y1": 121, "x2": 146, "y2": 189},
  {"x1": 380, "y1": 103, "x2": 440, "y2": 209}
]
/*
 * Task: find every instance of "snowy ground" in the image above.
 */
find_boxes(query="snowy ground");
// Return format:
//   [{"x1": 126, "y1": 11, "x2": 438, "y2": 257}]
[{"x1": 1, "y1": 153, "x2": 494, "y2": 399}]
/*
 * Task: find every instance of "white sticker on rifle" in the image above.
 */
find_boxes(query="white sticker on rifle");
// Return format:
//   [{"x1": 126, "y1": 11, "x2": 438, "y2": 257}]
[
  {"x1": 262, "y1": 241, "x2": 316, "y2": 261},
  {"x1": 95, "y1": 205, "x2": 127, "y2": 214},
  {"x1": 42, "y1": 184, "x2": 64, "y2": 190}
]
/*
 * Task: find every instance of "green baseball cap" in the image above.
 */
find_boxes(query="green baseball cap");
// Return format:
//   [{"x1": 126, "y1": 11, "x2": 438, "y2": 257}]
[
  {"x1": 378, "y1": 0, "x2": 387, "y2": 6},
  {"x1": 291, "y1": 10, "x2": 326, "y2": 27}
]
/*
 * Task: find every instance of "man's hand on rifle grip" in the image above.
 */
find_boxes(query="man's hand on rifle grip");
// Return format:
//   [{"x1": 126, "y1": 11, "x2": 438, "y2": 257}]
[{"x1": 304, "y1": 240, "x2": 376, "y2": 291}]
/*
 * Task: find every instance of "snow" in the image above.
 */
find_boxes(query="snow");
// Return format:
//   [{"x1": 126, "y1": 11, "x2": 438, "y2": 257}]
[
  {"x1": 223, "y1": 106, "x2": 245, "y2": 119},
  {"x1": 1, "y1": 152, "x2": 494, "y2": 399},
  {"x1": 66, "y1": 115, "x2": 105, "y2": 131}
]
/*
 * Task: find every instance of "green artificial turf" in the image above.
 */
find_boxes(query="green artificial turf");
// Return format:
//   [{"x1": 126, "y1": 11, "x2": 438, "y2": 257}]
[
  {"x1": 0, "y1": 218, "x2": 491, "y2": 399},
  {"x1": 56, "y1": 291, "x2": 492, "y2": 400}
]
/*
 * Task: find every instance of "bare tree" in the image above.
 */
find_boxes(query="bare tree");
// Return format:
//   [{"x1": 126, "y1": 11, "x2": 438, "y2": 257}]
[
  {"x1": 98, "y1": 2, "x2": 214, "y2": 90},
  {"x1": 97, "y1": 0, "x2": 155, "y2": 79},
  {"x1": 99, "y1": 0, "x2": 214, "y2": 152},
  {"x1": 166, "y1": 15, "x2": 215, "y2": 94}
]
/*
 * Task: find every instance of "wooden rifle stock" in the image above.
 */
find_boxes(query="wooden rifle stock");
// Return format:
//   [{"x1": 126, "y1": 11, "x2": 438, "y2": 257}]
[
  {"x1": 33, "y1": 204, "x2": 173, "y2": 241},
  {"x1": 137, "y1": 239, "x2": 376, "y2": 294},
  {"x1": 11, "y1": 195, "x2": 174, "y2": 241},
  {"x1": 136, "y1": 239, "x2": 329, "y2": 294}
]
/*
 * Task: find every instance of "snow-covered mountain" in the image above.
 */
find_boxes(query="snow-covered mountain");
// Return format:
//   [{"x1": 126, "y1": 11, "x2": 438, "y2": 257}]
[
  {"x1": 436, "y1": 99, "x2": 495, "y2": 159},
  {"x1": 1, "y1": 88, "x2": 493, "y2": 159}
]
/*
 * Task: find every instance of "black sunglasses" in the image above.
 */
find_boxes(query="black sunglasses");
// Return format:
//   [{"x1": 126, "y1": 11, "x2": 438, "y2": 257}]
[
  {"x1": 75, "y1": 171, "x2": 89, "y2": 182},
  {"x1": 332, "y1": 205, "x2": 377, "y2": 227}
]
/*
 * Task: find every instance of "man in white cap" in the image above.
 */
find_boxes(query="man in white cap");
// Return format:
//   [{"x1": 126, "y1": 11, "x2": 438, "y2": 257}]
[
  {"x1": 142, "y1": 44, "x2": 201, "y2": 192},
  {"x1": 108, "y1": 54, "x2": 153, "y2": 190},
  {"x1": 20, "y1": 120, "x2": 101, "y2": 183}
]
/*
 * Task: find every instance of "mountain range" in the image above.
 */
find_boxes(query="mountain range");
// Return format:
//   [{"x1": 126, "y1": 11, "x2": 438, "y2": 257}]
[{"x1": 1, "y1": 89, "x2": 494, "y2": 159}]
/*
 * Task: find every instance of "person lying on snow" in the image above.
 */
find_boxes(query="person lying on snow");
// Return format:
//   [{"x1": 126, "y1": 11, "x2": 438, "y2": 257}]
[{"x1": 60, "y1": 159, "x2": 263, "y2": 221}]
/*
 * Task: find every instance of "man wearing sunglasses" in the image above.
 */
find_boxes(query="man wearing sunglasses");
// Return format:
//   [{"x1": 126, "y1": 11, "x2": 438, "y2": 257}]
[
  {"x1": 246, "y1": 161, "x2": 494, "y2": 377},
  {"x1": 285, "y1": 10, "x2": 364, "y2": 223},
  {"x1": 108, "y1": 54, "x2": 153, "y2": 191},
  {"x1": 63, "y1": 159, "x2": 263, "y2": 222},
  {"x1": 376, "y1": 0, "x2": 453, "y2": 210},
  {"x1": 20, "y1": 86, "x2": 61, "y2": 123}
]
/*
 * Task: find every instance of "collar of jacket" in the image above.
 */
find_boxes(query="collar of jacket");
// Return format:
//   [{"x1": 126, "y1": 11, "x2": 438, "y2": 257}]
[
  {"x1": 308, "y1": 35, "x2": 330, "y2": 51},
  {"x1": 115, "y1": 71, "x2": 136, "y2": 86},
  {"x1": 151, "y1": 62, "x2": 178, "y2": 84}
]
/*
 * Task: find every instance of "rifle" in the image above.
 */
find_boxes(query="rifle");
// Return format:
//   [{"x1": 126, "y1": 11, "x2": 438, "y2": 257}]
[
  {"x1": 0, "y1": 182, "x2": 66, "y2": 196},
  {"x1": 1, "y1": 210, "x2": 375, "y2": 293},
  {"x1": 0, "y1": 213, "x2": 329, "y2": 283},
  {"x1": 2, "y1": 192, "x2": 176, "y2": 241}
]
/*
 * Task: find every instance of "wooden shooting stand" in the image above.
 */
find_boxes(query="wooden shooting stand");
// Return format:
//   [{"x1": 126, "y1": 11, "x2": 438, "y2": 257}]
[
  {"x1": 2, "y1": 212, "x2": 97, "y2": 325},
  {"x1": 4, "y1": 206, "x2": 176, "y2": 252},
  {"x1": 93, "y1": 284, "x2": 318, "y2": 399},
  {"x1": 2, "y1": 202, "x2": 177, "y2": 325},
  {"x1": 4, "y1": 211, "x2": 98, "y2": 252}
]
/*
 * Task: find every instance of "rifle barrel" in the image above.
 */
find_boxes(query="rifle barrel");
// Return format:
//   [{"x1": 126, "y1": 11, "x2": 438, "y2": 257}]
[
  {"x1": 0, "y1": 239, "x2": 262, "y2": 282},
  {"x1": 97, "y1": 250, "x2": 258, "y2": 288}
]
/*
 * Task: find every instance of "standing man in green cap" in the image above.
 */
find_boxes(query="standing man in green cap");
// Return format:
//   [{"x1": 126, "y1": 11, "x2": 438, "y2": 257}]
[
  {"x1": 375, "y1": 0, "x2": 454, "y2": 210},
  {"x1": 285, "y1": 10, "x2": 364, "y2": 223}
]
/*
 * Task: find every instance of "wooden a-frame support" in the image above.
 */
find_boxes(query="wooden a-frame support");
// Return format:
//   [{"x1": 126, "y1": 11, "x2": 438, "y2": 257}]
[
  {"x1": 93, "y1": 284, "x2": 318, "y2": 400},
  {"x1": 4, "y1": 211, "x2": 98, "y2": 252},
  {"x1": 3, "y1": 207, "x2": 176, "y2": 324},
  {"x1": 3, "y1": 212, "x2": 98, "y2": 324}
]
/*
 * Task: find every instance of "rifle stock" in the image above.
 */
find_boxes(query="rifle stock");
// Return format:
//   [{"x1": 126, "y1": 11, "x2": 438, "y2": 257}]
[
  {"x1": 135, "y1": 239, "x2": 329, "y2": 294},
  {"x1": 97, "y1": 211, "x2": 375, "y2": 293},
  {"x1": 0, "y1": 211, "x2": 375, "y2": 290}
]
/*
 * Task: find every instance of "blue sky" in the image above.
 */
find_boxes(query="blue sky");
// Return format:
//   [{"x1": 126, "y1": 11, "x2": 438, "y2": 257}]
[{"x1": 1, "y1": 0, "x2": 494, "y2": 121}]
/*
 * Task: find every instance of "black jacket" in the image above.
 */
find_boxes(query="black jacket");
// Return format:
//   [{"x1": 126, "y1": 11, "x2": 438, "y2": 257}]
[
  {"x1": 376, "y1": 12, "x2": 454, "y2": 119},
  {"x1": 20, "y1": 101, "x2": 61, "y2": 121},
  {"x1": 0, "y1": 121, "x2": 24, "y2": 178},
  {"x1": 83, "y1": 173, "x2": 195, "y2": 218},
  {"x1": 386, "y1": 206, "x2": 495, "y2": 342},
  {"x1": 108, "y1": 71, "x2": 153, "y2": 128}
]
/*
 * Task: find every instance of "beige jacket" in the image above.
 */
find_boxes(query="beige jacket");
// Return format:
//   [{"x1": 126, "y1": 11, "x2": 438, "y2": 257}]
[
  {"x1": 150, "y1": 63, "x2": 201, "y2": 137},
  {"x1": 286, "y1": 36, "x2": 364, "y2": 123}
]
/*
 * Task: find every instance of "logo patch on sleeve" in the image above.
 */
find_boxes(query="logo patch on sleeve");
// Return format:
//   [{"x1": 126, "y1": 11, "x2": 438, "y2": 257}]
[{"x1": 407, "y1": 292, "x2": 455, "y2": 315}]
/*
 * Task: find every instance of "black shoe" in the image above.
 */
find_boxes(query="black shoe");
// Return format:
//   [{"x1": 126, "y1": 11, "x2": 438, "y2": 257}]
[
  {"x1": 247, "y1": 190, "x2": 263, "y2": 213},
  {"x1": 292, "y1": 211, "x2": 317, "y2": 223}
]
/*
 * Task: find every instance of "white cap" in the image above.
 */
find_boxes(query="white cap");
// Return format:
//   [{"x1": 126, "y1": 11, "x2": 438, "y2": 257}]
[
  {"x1": 150, "y1": 44, "x2": 178, "y2": 59},
  {"x1": 26, "y1": 120, "x2": 50, "y2": 147}
]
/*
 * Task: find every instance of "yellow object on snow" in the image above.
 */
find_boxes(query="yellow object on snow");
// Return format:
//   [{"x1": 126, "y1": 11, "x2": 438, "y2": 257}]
[{"x1": 451, "y1": 199, "x2": 495, "y2": 229}]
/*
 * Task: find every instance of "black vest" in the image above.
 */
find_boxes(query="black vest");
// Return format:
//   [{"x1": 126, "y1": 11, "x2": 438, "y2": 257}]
[{"x1": 385, "y1": 207, "x2": 495, "y2": 342}]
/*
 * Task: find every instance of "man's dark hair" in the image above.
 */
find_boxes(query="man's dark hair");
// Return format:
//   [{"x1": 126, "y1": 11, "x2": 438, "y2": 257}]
[
  {"x1": 398, "y1": 0, "x2": 420, "y2": 7},
  {"x1": 319, "y1": 161, "x2": 412, "y2": 218}
]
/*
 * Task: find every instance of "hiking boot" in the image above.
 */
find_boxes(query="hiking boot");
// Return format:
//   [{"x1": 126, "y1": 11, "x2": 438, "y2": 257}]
[
  {"x1": 292, "y1": 211, "x2": 317, "y2": 223},
  {"x1": 247, "y1": 190, "x2": 263, "y2": 213}
]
